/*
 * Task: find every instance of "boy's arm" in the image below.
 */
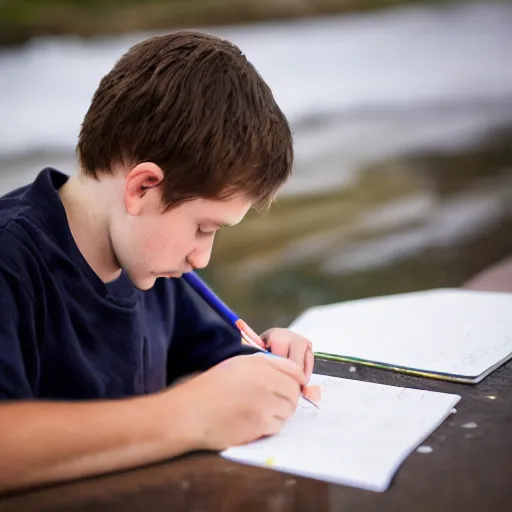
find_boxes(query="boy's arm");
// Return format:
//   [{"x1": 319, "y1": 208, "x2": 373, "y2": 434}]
[
  {"x1": 0, "y1": 357, "x2": 306, "y2": 494},
  {"x1": 0, "y1": 390, "x2": 197, "y2": 494}
]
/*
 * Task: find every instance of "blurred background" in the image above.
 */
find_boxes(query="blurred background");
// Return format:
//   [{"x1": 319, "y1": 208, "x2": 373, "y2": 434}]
[{"x1": 1, "y1": 0, "x2": 511, "y2": 331}]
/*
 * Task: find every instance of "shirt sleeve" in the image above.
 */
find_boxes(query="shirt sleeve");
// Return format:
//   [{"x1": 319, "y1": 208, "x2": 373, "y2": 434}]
[
  {"x1": 0, "y1": 267, "x2": 37, "y2": 399},
  {"x1": 167, "y1": 277, "x2": 260, "y2": 383}
]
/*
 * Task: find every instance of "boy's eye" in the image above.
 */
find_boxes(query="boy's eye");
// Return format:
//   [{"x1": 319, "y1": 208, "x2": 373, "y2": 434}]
[{"x1": 196, "y1": 227, "x2": 215, "y2": 238}]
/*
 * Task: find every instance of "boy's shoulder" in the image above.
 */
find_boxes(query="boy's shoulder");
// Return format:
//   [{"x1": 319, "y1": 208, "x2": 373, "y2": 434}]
[
  {"x1": 0, "y1": 167, "x2": 55, "y2": 227},
  {"x1": 0, "y1": 168, "x2": 68, "y2": 276},
  {"x1": 0, "y1": 185, "x2": 37, "y2": 266},
  {"x1": 0, "y1": 181, "x2": 31, "y2": 230}
]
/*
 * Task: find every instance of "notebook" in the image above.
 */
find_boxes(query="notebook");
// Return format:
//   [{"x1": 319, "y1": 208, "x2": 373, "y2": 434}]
[
  {"x1": 288, "y1": 289, "x2": 512, "y2": 384},
  {"x1": 222, "y1": 374, "x2": 460, "y2": 492}
]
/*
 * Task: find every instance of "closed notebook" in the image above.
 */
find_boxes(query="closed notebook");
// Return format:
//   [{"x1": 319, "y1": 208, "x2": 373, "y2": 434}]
[{"x1": 288, "y1": 289, "x2": 512, "y2": 384}]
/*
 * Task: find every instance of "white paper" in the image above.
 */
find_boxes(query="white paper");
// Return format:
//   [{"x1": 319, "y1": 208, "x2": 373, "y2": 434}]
[
  {"x1": 288, "y1": 289, "x2": 512, "y2": 379},
  {"x1": 222, "y1": 374, "x2": 460, "y2": 492}
]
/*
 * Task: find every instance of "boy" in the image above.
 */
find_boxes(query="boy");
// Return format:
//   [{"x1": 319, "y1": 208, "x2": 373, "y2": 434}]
[{"x1": 0, "y1": 31, "x2": 316, "y2": 492}]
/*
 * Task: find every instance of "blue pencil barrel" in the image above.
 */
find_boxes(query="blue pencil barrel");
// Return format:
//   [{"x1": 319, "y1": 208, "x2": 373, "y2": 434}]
[{"x1": 182, "y1": 271, "x2": 239, "y2": 325}]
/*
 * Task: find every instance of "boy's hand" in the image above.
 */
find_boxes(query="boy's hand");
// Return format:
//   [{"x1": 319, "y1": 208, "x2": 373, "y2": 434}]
[
  {"x1": 178, "y1": 354, "x2": 306, "y2": 451},
  {"x1": 260, "y1": 328, "x2": 314, "y2": 381}
]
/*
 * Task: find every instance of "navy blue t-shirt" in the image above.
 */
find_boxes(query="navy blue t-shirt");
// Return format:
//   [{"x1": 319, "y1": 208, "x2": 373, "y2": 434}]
[{"x1": 0, "y1": 168, "x2": 255, "y2": 400}]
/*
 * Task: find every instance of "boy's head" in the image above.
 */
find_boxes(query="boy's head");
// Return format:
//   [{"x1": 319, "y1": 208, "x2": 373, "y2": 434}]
[{"x1": 75, "y1": 31, "x2": 293, "y2": 289}]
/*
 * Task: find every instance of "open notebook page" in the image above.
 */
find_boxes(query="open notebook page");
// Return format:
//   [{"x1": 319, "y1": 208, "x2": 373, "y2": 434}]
[
  {"x1": 222, "y1": 374, "x2": 460, "y2": 492},
  {"x1": 288, "y1": 289, "x2": 512, "y2": 380}
]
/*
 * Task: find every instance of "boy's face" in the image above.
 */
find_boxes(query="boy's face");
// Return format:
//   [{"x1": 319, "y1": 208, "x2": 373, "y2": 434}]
[{"x1": 110, "y1": 164, "x2": 253, "y2": 290}]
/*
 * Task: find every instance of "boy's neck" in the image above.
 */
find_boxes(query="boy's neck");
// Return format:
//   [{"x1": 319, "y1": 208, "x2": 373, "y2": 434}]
[{"x1": 58, "y1": 173, "x2": 123, "y2": 283}]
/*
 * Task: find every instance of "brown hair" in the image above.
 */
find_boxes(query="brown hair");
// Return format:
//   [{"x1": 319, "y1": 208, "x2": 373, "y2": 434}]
[{"x1": 77, "y1": 31, "x2": 293, "y2": 210}]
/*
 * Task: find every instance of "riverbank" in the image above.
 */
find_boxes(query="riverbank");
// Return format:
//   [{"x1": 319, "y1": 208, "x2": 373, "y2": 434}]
[{"x1": 0, "y1": 0, "x2": 481, "y2": 46}]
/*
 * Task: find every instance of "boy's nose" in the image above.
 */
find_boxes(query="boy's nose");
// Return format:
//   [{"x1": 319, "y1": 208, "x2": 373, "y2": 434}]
[{"x1": 187, "y1": 240, "x2": 214, "y2": 270}]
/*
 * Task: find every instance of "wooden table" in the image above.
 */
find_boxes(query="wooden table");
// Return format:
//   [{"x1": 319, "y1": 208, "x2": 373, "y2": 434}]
[{"x1": 1, "y1": 357, "x2": 511, "y2": 512}]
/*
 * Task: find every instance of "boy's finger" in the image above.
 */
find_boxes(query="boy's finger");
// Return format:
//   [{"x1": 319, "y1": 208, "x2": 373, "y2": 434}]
[
  {"x1": 288, "y1": 338, "x2": 308, "y2": 370},
  {"x1": 265, "y1": 355, "x2": 307, "y2": 386},
  {"x1": 265, "y1": 338, "x2": 290, "y2": 358}
]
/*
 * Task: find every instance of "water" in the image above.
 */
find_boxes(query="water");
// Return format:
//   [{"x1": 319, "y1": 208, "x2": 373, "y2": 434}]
[
  {"x1": 1, "y1": 2, "x2": 511, "y2": 160},
  {"x1": 1, "y1": 2, "x2": 512, "y2": 328}
]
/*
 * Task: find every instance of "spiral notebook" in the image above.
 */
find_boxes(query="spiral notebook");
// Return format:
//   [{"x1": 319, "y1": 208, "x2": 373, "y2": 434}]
[
  {"x1": 288, "y1": 289, "x2": 512, "y2": 384},
  {"x1": 222, "y1": 374, "x2": 460, "y2": 492}
]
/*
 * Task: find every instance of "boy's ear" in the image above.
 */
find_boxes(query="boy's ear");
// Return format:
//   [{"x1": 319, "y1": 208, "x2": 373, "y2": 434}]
[{"x1": 124, "y1": 162, "x2": 164, "y2": 215}]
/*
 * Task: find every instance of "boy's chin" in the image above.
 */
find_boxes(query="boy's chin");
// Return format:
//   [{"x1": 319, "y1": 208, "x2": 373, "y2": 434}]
[
  {"x1": 132, "y1": 276, "x2": 158, "y2": 291},
  {"x1": 130, "y1": 272, "x2": 184, "y2": 291}
]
